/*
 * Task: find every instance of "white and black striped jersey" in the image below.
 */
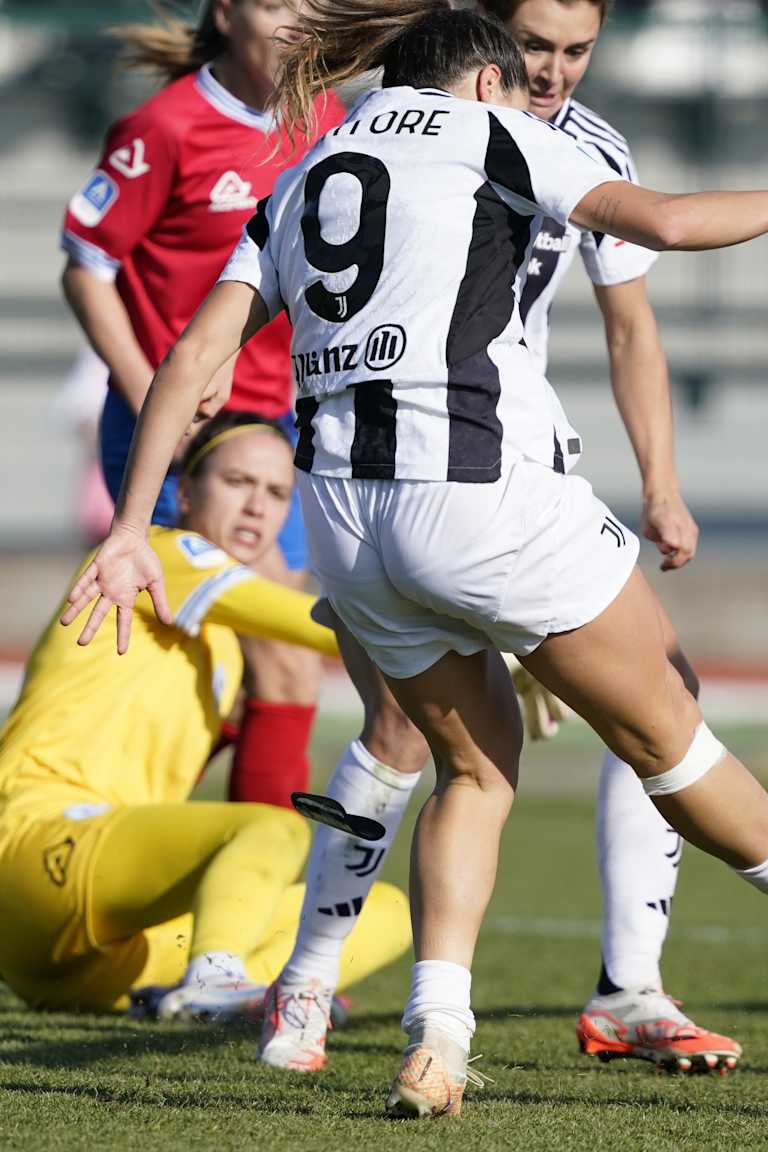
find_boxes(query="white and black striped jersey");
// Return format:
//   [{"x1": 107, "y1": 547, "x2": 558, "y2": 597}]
[
  {"x1": 521, "y1": 98, "x2": 658, "y2": 376},
  {"x1": 220, "y1": 87, "x2": 623, "y2": 483}
]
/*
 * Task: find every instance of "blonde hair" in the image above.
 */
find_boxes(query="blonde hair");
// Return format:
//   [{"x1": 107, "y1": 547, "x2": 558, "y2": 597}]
[
  {"x1": 108, "y1": 2, "x2": 226, "y2": 84},
  {"x1": 270, "y1": 0, "x2": 530, "y2": 143}
]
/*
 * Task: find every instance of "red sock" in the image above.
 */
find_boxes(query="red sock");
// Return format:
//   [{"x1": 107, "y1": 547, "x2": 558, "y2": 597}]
[
  {"x1": 229, "y1": 699, "x2": 316, "y2": 809},
  {"x1": 210, "y1": 719, "x2": 241, "y2": 760},
  {"x1": 199, "y1": 720, "x2": 241, "y2": 783}
]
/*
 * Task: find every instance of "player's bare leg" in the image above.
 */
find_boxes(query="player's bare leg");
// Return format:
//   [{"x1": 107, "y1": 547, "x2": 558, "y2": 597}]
[
  {"x1": 524, "y1": 567, "x2": 764, "y2": 1071},
  {"x1": 376, "y1": 648, "x2": 522, "y2": 1118},
  {"x1": 340, "y1": 627, "x2": 430, "y2": 769},
  {"x1": 259, "y1": 614, "x2": 428, "y2": 1071},
  {"x1": 522, "y1": 568, "x2": 768, "y2": 867}
]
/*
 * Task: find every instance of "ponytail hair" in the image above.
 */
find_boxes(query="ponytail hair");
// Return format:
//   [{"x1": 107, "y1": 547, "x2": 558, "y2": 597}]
[
  {"x1": 270, "y1": 0, "x2": 529, "y2": 143},
  {"x1": 108, "y1": 2, "x2": 225, "y2": 84}
]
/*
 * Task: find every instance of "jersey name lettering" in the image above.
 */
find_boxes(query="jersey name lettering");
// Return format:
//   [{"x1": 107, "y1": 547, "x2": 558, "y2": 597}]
[{"x1": 333, "y1": 108, "x2": 450, "y2": 139}]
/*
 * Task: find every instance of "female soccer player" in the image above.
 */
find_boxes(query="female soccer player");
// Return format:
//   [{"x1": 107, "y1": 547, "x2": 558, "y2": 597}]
[
  {"x1": 60, "y1": 0, "x2": 344, "y2": 815},
  {"x1": 64, "y1": 3, "x2": 768, "y2": 1118},
  {"x1": 0, "y1": 412, "x2": 409, "y2": 1017},
  {"x1": 257, "y1": 0, "x2": 728, "y2": 1079},
  {"x1": 490, "y1": 0, "x2": 720, "y2": 1071}
]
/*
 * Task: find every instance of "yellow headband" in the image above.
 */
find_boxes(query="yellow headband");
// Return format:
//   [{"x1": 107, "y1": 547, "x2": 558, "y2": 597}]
[{"x1": 184, "y1": 423, "x2": 287, "y2": 476}]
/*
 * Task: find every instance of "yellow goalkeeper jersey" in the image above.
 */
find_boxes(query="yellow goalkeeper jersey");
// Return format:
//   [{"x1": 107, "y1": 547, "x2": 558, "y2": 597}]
[{"x1": 0, "y1": 527, "x2": 337, "y2": 821}]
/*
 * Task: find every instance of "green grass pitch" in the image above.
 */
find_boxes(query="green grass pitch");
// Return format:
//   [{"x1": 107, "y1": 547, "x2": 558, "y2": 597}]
[{"x1": 1, "y1": 718, "x2": 767, "y2": 1150}]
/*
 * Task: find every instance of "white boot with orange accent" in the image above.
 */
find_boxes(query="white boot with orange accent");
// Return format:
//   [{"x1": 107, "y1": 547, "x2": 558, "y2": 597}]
[
  {"x1": 258, "y1": 978, "x2": 333, "y2": 1072},
  {"x1": 577, "y1": 987, "x2": 742, "y2": 1074}
]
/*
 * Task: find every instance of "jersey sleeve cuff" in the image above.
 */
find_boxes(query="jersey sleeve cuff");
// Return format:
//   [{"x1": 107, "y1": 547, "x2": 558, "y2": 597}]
[
  {"x1": 175, "y1": 566, "x2": 255, "y2": 636},
  {"x1": 218, "y1": 229, "x2": 282, "y2": 320},
  {"x1": 586, "y1": 247, "x2": 659, "y2": 287},
  {"x1": 557, "y1": 171, "x2": 625, "y2": 229},
  {"x1": 60, "y1": 231, "x2": 121, "y2": 282}
]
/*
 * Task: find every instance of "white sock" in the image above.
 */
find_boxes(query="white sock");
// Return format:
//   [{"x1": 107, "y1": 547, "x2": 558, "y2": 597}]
[
  {"x1": 735, "y1": 857, "x2": 768, "y2": 892},
  {"x1": 280, "y1": 739, "x2": 421, "y2": 989},
  {"x1": 597, "y1": 749, "x2": 683, "y2": 992},
  {"x1": 402, "y1": 960, "x2": 475, "y2": 1053},
  {"x1": 184, "y1": 951, "x2": 248, "y2": 988}
]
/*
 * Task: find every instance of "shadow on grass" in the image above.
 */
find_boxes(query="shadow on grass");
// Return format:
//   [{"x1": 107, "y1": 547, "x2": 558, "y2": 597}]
[
  {"x1": 2, "y1": 1064, "x2": 766, "y2": 1122},
  {"x1": 0, "y1": 1021, "x2": 245, "y2": 1070},
  {"x1": 2, "y1": 997, "x2": 763, "y2": 1096},
  {"x1": 704, "y1": 1000, "x2": 768, "y2": 1014},
  {"x1": 343, "y1": 998, "x2": 768, "y2": 1036},
  {"x1": 344, "y1": 1004, "x2": 585, "y2": 1031},
  {"x1": 343, "y1": 1087, "x2": 768, "y2": 1124},
  {"x1": 475, "y1": 1087, "x2": 768, "y2": 1121},
  {"x1": 0, "y1": 1077, "x2": 318, "y2": 1116},
  {"x1": 316, "y1": 1082, "x2": 768, "y2": 1123},
  {"x1": 330, "y1": 1039, "x2": 402, "y2": 1058}
]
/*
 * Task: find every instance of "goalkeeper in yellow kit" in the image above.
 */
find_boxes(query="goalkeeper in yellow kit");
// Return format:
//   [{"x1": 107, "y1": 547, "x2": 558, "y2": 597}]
[{"x1": 0, "y1": 411, "x2": 410, "y2": 1017}]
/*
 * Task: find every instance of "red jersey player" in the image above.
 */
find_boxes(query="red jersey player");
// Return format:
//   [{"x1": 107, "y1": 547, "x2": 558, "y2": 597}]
[{"x1": 60, "y1": 0, "x2": 344, "y2": 809}]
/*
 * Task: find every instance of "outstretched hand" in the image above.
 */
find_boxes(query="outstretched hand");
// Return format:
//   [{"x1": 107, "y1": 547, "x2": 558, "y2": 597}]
[
  {"x1": 642, "y1": 491, "x2": 699, "y2": 571},
  {"x1": 60, "y1": 525, "x2": 172, "y2": 654}
]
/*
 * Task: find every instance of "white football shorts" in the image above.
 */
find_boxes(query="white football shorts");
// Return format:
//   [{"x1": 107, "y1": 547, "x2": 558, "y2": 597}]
[{"x1": 298, "y1": 460, "x2": 639, "y2": 680}]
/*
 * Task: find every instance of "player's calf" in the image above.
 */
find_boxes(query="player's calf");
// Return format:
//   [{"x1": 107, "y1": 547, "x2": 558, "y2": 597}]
[{"x1": 642, "y1": 724, "x2": 768, "y2": 876}]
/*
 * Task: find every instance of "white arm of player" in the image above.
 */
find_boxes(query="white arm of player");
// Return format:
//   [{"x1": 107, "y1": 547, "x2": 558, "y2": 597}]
[
  {"x1": 572, "y1": 181, "x2": 768, "y2": 252},
  {"x1": 503, "y1": 653, "x2": 570, "y2": 741},
  {"x1": 594, "y1": 279, "x2": 699, "y2": 571}
]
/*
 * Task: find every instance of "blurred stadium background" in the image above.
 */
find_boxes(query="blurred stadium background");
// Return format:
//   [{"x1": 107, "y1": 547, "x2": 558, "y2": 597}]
[{"x1": 0, "y1": 0, "x2": 765, "y2": 716}]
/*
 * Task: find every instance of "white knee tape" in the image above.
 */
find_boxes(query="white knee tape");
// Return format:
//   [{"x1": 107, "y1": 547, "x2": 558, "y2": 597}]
[{"x1": 641, "y1": 722, "x2": 725, "y2": 797}]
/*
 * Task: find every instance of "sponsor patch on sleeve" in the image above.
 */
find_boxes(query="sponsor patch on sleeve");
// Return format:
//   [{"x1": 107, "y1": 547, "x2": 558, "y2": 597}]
[
  {"x1": 69, "y1": 170, "x2": 119, "y2": 227},
  {"x1": 176, "y1": 533, "x2": 229, "y2": 569}
]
